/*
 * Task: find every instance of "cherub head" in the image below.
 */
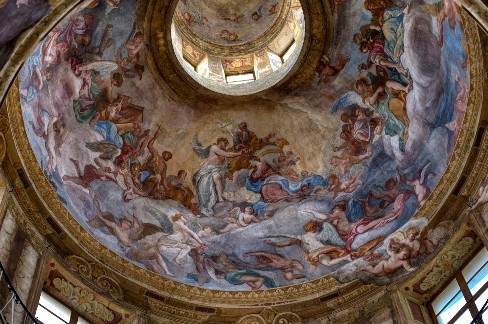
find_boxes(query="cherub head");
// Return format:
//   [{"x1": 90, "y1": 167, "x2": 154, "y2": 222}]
[
  {"x1": 353, "y1": 32, "x2": 363, "y2": 45},
  {"x1": 355, "y1": 77, "x2": 370, "y2": 94},
  {"x1": 385, "y1": 177, "x2": 397, "y2": 190},
  {"x1": 406, "y1": 227, "x2": 420, "y2": 241},
  {"x1": 202, "y1": 225, "x2": 214, "y2": 234},
  {"x1": 130, "y1": 162, "x2": 141, "y2": 176},
  {"x1": 332, "y1": 203, "x2": 347, "y2": 213},
  {"x1": 216, "y1": 137, "x2": 229, "y2": 150},
  {"x1": 328, "y1": 174, "x2": 338, "y2": 184},
  {"x1": 244, "y1": 206, "x2": 253, "y2": 214},
  {"x1": 301, "y1": 170, "x2": 309, "y2": 178},
  {"x1": 162, "y1": 151, "x2": 173, "y2": 161},
  {"x1": 111, "y1": 72, "x2": 124, "y2": 87},
  {"x1": 133, "y1": 31, "x2": 144, "y2": 44}
]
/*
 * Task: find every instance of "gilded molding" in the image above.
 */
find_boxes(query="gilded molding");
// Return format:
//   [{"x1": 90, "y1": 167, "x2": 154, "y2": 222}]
[{"x1": 147, "y1": 299, "x2": 210, "y2": 322}]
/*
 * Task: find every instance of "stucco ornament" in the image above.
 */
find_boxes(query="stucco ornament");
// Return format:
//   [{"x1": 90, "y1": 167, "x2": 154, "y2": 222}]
[
  {"x1": 419, "y1": 236, "x2": 474, "y2": 291},
  {"x1": 237, "y1": 314, "x2": 267, "y2": 324},
  {"x1": 53, "y1": 277, "x2": 115, "y2": 322}
]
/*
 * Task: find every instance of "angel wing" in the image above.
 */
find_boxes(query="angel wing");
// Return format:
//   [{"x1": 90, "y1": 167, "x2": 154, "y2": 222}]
[
  {"x1": 230, "y1": 207, "x2": 241, "y2": 219},
  {"x1": 329, "y1": 91, "x2": 366, "y2": 113},
  {"x1": 389, "y1": 231, "x2": 406, "y2": 242},
  {"x1": 191, "y1": 135, "x2": 212, "y2": 159},
  {"x1": 79, "y1": 61, "x2": 119, "y2": 79},
  {"x1": 317, "y1": 222, "x2": 346, "y2": 247},
  {"x1": 86, "y1": 141, "x2": 120, "y2": 160}
]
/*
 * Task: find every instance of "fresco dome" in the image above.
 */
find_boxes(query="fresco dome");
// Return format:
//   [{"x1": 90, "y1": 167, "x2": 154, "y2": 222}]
[{"x1": 13, "y1": 0, "x2": 480, "y2": 302}]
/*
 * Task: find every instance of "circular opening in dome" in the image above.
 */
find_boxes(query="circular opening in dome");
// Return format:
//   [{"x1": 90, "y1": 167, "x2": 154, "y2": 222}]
[{"x1": 171, "y1": 0, "x2": 305, "y2": 96}]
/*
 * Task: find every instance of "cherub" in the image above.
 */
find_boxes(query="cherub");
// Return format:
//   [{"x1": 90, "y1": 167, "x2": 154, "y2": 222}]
[
  {"x1": 197, "y1": 225, "x2": 216, "y2": 239},
  {"x1": 220, "y1": 30, "x2": 238, "y2": 41},
  {"x1": 468, "y1": 180, "x2": 488, "y2": 211},
  {"x1": 400, "y1": 162, "x2": 436, "y2": 207},
  {"x1": 315, "y1": 54, "x2": 350, "y2": 85},
  {"x1": 327, "y1": 171, "x2": 362, "y2": 198},
  {"x1": 240, "y1": 251, "x2": 306, "y2": 281},
  {"x1": 370, "y1": 171, "x2": 406, "y2": 206},
  {"x1": 220, "y1": 207, "x2": 261, "y2": 233},
  {"x1": 437, "y1": 0, "x2": 462, "y2": 47},
  {"x1": 392, "y1": 227, "x2": 422, "y2": 258},
  {"x1": 268, "y1": 3, "x2": 278, "y2": 15},
  {"x1": 360, "y1": 238, "x2": 416, "y2": 276},
  {"x1": 225, "y1": 13, "x2": 244, "y2": 23},
  {"x1": 330, "y1": 151, "x2": 372, "y2": 175}
]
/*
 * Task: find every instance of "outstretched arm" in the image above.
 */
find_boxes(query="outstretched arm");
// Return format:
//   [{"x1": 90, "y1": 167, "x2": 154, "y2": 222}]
[
  {"x1": 147, "y1": 126, "x2": 161, "y2": 156},
  {"x1": 214, "y1": 147, "x2": 241, "y2": 158}
]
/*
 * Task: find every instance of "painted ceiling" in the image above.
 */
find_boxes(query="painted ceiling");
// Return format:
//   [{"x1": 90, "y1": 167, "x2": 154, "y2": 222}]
[
  {"x1": 17, "y1": 0, "x2": 474, "y2": 292},
  {"x1": 176, "y1": 0, "x2": 283, "y2": 45}
]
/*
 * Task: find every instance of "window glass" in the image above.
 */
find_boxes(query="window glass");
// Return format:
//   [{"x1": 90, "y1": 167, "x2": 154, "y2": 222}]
[
  {"x1": 432, "y1": 279, "x2": 462, "y2": 315},
  {"x1": 467, "y1": 263, "x2": 488, "y2": 296},
  {"x1": 436, "y1": 291, "x2": 466, "y2": 324},
  {"x1": 35, "y1": 306, "x2": 68, "y2": 324},
  {"x1": 78, "y1": 316, "x2": 90, "y2": 324},
  {"x1": 37, "y1": 292, "x2": 71, "y2": 322},
  {"x1": 475, "y1": 288, "x2": 488, "y2": 312},
  {"x1": 453, "y1": 309, "x2": 473, "y2": 324},
  {"x1": 462, "y1": 247, "x2": 488, "y2": 282}
]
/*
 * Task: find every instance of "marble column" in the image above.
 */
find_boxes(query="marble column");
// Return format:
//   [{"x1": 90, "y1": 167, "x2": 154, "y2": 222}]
[{"x1": 0, "y1": 211, "x2": 18, "y2": 267}]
